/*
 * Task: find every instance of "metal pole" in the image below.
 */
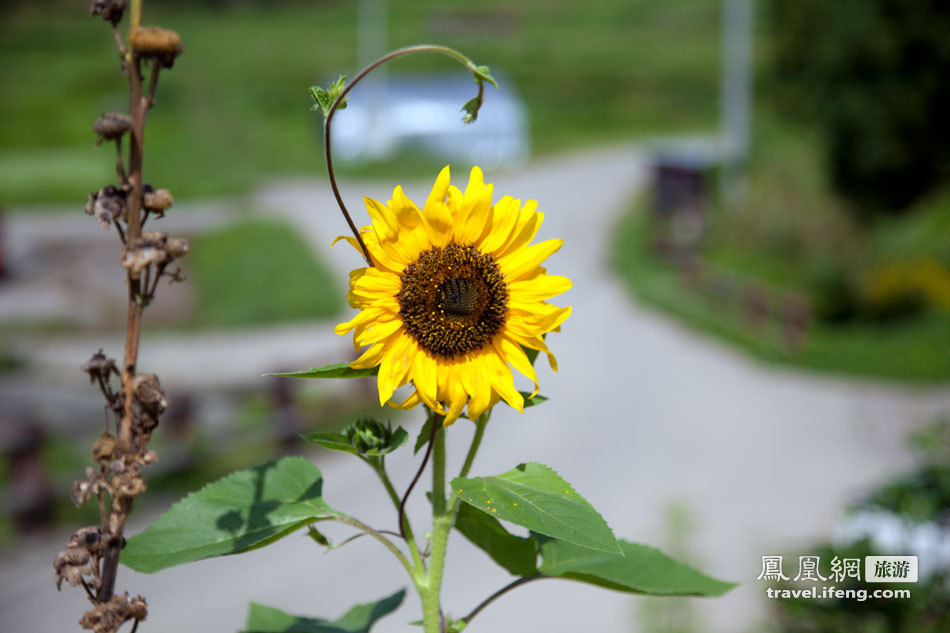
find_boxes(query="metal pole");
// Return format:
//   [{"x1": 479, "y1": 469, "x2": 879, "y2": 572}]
[{"x1": 720, "y1": 0, "x2": 753, "y2": 203}]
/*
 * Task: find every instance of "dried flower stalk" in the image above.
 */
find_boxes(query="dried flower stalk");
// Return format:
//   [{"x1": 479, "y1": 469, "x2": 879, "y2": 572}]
[{"x1": 56, "y1": 1, "x2": 186, "y2": 631}]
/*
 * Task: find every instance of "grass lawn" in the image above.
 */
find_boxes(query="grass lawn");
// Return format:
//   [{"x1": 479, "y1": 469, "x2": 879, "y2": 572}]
[
  {"x1": 611, "y1": 200, "x2": 950, "y2": 383},
  {"x1": 186, "y1": 218, "x2": 342, "y2": 328},
  {"x1": 1, "y1": 0, "x2": 721, "y2": 206}
]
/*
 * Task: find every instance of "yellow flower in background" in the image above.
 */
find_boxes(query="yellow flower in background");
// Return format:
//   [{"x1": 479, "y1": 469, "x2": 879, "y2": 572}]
[{"x1": 334, "y1": 166, "x2": 571, "y2": 425}]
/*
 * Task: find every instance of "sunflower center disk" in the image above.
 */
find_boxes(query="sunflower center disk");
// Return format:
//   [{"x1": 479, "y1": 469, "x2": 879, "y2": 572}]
[
  {"x1": 438, "y1": 277, "x2": 479, "y2": 317},
  {"x1": 398, "y1": 244, "x2": 508, "y2": 359}
]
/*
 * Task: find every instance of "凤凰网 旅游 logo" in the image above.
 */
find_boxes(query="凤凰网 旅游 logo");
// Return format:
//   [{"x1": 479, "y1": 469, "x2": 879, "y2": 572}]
[
  {"x1": 757, "y1": 555, "x2": 918, "y2": 584},
  {"x1": 865, "y1": 556, "x2": 918, "y2": 583}
]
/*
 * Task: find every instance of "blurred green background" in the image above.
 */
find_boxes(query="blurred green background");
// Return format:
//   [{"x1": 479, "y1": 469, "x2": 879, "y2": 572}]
[
  {"x1": 1, "y1": 0, "x2": 722, "y2": 205},
  {"x1": 4, "y1": 1, "x2": 948, "y2": 380}
]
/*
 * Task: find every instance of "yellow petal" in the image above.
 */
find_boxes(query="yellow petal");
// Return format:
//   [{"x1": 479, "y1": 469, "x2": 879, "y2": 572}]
[
  {"x1": 412, "y1": 351, "x2": 443, "y2": 413},
  {"x1": 477, "y1": 196, "x2": 520, "y2": 253},
  {"x1": 354, "y1": 317, "x2": 402, "y2": 347},
  {"x1": 422, "y1": 166, "x2": 454, "y2": 243},
  {"x1": 498, "y1": 238, "x2": 563, "y2": 282},
  {"x1": 376, "y1": 334, "x2": 414, "y2": 406},
  {"x1": 334, "y1": 308, "x2": 385, "y2": 335},
  {"x1": 352, "y1": 268, "x2": 401, "y2": 296},
  {"x1": 443, "y1": 373, "x2": 468, "y2": 426},
  {"x1": 494, "y1": 335, "x2": 539, "y2": 397},
  {"x1": 495, "y1": 205, "x2": 543, "y2": 259},
  {"x1": 392, "y1": 389, "x2": 422, "y2": 410},
  {"x1": 390, "y1": 185, "x2": 424, "y2": 229},
  {"x1": 351, "y1": 341, "x2": 386, "y2": 369},
  {"x1": 460, "y1": 357, "x2": 491, "y2": 420},
  {"x1": 486, "y1": 353, "x2": 523, "y2": 412},
  {"x1": 508, "y1": 273, "x2": 573, "y2": 301},
  {"x1": 454, "y1": 166, "x2": 494, "y2": 243},
  {"x1": 364, "y1": 196, "x2": 398, "y2": 242}
]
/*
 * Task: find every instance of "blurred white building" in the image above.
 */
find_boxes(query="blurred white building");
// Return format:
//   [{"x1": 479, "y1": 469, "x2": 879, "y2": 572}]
[{"x1": 329, "y1": 73, "x2": 530, "y2": 170}]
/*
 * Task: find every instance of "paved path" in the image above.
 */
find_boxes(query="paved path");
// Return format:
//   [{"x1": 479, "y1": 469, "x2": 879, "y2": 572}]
[{"x1": 3, "y1": 145, "x2": 950, "y2": 633}]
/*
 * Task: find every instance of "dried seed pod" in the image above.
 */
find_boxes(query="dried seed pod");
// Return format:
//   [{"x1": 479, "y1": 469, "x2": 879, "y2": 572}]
[
  {"x1": 132, "y1": 402, "x2": 159, "y2": 440},
  {"x1": 127, "y1": 595, "x2": 148, "y2": 621},
  {"x1": 93, "y1": 113, "x2": 132, "y2": 141},
  {"x1": 121, "y1": 232, "x2": 169, "y2": 275},
  {"x1": 84, "y1": 186, "x2": 127, "y2": 229},
  {"x1": 89, "y1": 0, "x2": 126, "y2": 25},
  {"x1": 165, "y1": 237, "x2": 189, "y2": 258},
  {"x1": 129, "y1": 26, "x2": 183, "y2": 67},
  {"x1": 53, "y1": 546, "x2": 94, "y2": 591},
  {"x1": 132, "y1": 374, "x2": 167, "y2": 414},
  {"x1": 136, "y1": 450, "x2": 159, "y2": 466},
  {"x1": 70, "y1": 478, "x2": 92, "y2": 507},
  {"x1": 81, "y1": 349, "x2": 118, "y2": 383},
  {"x1": 142, "y1": 186, "x2": 173, "y2": 212},
  {"x1": 71, "y1": 467, "x2": 109, "y2": 506},
  {"x1": 69, "y1": 525, "x2": 106, "y2": 555},
  {"x1": 92, "y1": 432, "x2": 117, "y2": 466},
  {"x1": 80, "y1": 593, "x2": 147, "y2": 633},
  {"x1": 113, "y1": 465, "x2": 145, "y2": 498}
]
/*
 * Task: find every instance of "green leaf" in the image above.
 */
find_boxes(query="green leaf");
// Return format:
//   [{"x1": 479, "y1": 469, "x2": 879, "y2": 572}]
[
  {"x1": 461, "y1": 97, "x2": 481, "y2": 124},
  {"x1": 380, "y1": 427, "x2": 409, "y2": 454},
  {"x1": 243, "y1": 589, "x2": 405, "y2": 633},
  {"x1": 414, "y1": 416, "x2": 434, "y2": 454},
  {"x1": 308, "y1": 75, "x2": 348, "y2": 118},
  {"x1": 519, "y1": 392, "x2": 548, "y2": 408},
  {"x1": 452, "y1": 462, "x2": 620, "y2": 554},
  {"x1": 537, "y1": 535, "x2": 736, "y2": 597},
  {"x1": 454, "y1": 501, "x2": 538, "y2": 576},
  {"x1": 473, "y1": 64, "x2": 499, "y2": 89},
  {"x1": 309, "y1": 85, "x2": 328, "y2": 112},
  {"x1": 522, "y1": 346, "x2": 540, "y2": 366},
  {"x1": 265, "y1": 362, "x2": 379, "y2": 379},
  {"x1": 304, "y1": 432, "x2": 358, "y2": 455},
  {"x1": 122, "y1": 457, "x2": 341, "y2": 573},
  {"x1": 331, "y1": 75, "x2": 349, "y2": 111},
  {"x1": 307, "y1": 525, "x2": 332, "y2": 548}
]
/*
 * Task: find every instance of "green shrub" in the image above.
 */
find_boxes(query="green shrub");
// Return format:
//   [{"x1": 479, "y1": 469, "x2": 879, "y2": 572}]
[{"x1": 769, "y1": 0, "x2": 950, "y2": 214}]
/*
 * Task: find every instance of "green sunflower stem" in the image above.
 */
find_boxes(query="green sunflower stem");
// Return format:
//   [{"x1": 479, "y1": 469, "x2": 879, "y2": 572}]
[
  {"x1": 322, "y1": 44, "x2": 496, "y2": 267},
  {"x1": 416, "y1": 413, "x2": 491, "y2": 632},
  {"x1": 458, "y1": 413, "x2": 489, "y2": 481},
  {"x1": 419, "y1": 420, "x2": 451, "y2": 633},
  {"x1": 373, "y1": 457, "x2": 424, "y2": 571},
  {"x1": 432, "y1": 422, "x2": 447, "y2": 515}
]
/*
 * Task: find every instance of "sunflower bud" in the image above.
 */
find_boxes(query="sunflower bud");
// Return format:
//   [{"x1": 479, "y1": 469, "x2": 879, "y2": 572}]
[
  {"x1": 93, "y1": 113, "x2": 132, "y2": 141},
  {"x1": 343, "y1": 418, "x2": 399, "y2": 455}
]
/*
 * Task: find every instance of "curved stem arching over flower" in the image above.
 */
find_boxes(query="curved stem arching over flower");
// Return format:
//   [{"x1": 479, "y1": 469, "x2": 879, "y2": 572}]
[{"x1": 319, "y1": 44, "x2": 497, "y2": 265}]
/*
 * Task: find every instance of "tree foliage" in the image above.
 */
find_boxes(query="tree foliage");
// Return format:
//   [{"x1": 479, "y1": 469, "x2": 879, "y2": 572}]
[{"x1": 769, "y1": 0, "x2": 950, "y2": 214}]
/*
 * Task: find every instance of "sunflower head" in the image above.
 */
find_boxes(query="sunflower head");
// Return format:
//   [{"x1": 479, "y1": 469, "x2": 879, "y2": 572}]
[{"x1": 334, "y1": 166, "x2": 571, "y2": 425}]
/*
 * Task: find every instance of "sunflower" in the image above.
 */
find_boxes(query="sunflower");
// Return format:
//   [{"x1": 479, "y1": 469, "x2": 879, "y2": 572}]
[{"x1": 334, "y1": 166, "x2": 571, "y2": 425}]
